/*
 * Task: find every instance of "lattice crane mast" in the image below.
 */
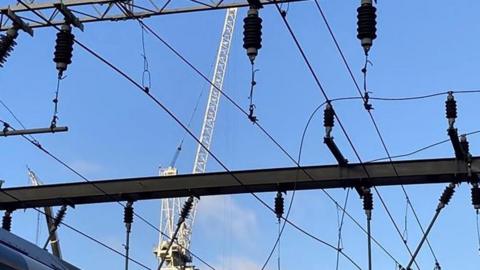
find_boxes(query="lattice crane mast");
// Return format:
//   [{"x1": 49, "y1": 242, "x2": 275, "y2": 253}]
[
  {"x1": 153, "y1": 8, "x2": 237, "y2": 270},
  {"x1": 27, "y1": 168, "x2": 63, "y2": 259}
]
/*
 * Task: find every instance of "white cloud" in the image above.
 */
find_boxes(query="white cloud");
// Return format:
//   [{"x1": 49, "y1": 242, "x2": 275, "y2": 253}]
[
  {"x1": 69, "y1": 160, "x2": 103, "y2": 174},
  {"x1": 196, "y1": 195, "x2": 257, "y2": 241},
  {"x1": 215, "y1": 256, "x2": 264, "y2": 270}
]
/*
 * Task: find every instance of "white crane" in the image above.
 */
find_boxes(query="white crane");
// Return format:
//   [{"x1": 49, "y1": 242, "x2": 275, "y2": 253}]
[
  {"x1": 153, "y1": 8, "x2": 237, "y2": 270},
  {"x1": 27, "y1": 168, "x2": 63, "y2": 259}
]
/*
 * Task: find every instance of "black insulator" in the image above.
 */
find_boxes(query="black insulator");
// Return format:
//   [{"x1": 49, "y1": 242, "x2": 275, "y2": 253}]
[
  {"x1": 180, "y1": 197, "x2": 194, "y2": 221},
  {"x1": 472, "y1": 186, "x2": 480, "y2": 209},
  {"x1": 445, "y1": 94, "x2": 457, "y2": 120},
  {"x1": 124, "y1": 204, "x2": 134, "y2": 225},
  {"x1": 53, "y1": 206, "x2": 67, "y2": 227},
  {"x1": 274, "y1": 192, "x2": 284, "y2": 220},
  {"x1": 243, "y1": 8, "x2": 262, "y2": 63},
  {"x1": 3, "y1": 122, "x2": 10, "y2": 133},
  {"x1": 460, "y1": 136, "x2": 470, "y2": 155},
  {"x1": 357, "y1": 1, "x2": 377, "y2": 53},
  {"x1": 363, "y1": 191, "x2": 373, "y2": 211},
  {"x1": 2, "y1": 211, "x2": 12, "y2": 231},
  {"x1": 323, "y1": 104, "x2": 335, "y2": 128},
  {"x1": 439, "y1": 185, "x2": 455, "y2": 205},
  {"x1": 0, "y1": 28, "x2": 18, "y2": 68},
  {"x1": 53, "y1": 25, "x2": 75, "y2": 76}
]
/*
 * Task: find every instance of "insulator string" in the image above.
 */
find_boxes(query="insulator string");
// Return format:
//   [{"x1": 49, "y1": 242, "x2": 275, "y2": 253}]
[
  {"x1": 476, "y1": 211, "x2": 480, "y2": 255},
  {"x1": 248, "y1": 64, "x2": 259, "y2": 123},
  {"x1": 140, "y1": 24, "x2": 151, "y2": 92},
  {"x1": 277, "y1": 221, "x2": 281, "y2": 270},
  {"x1": 335, "y1": 189, "x2": 350, "y2": 270},
  {"x1": 402, "y1": 198, "x2": 409, "y2": 243},
  {"x1": 50, "y1": 76, "x2": 63, "y2": 129}
]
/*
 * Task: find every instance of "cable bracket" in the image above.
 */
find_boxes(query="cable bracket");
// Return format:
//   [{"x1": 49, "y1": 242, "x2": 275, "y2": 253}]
[
  {"x1": 54, "y1": 3, "x2": 84, "y2": 31},
  {"x1": 0, "y1": 8, "x2": 33, "y2": 36}
]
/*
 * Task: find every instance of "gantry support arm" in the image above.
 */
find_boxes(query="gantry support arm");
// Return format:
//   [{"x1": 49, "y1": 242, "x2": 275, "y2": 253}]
[
  {"x1": 0, "y1": 157, "x2": 477, "y2": 210},
  {"x1": 0, "y1": 0, "x2": 303, "y2": 31}
]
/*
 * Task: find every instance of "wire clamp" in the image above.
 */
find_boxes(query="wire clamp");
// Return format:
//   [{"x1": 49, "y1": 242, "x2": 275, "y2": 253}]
[
  {"x1": 2, "y1": 122, "x2": 10, "y2": 134},
  {"x1": 248, "y1": 104, "x2": 258, "y2": 123},
  {"x1": 363, "y1": 91, "x2": 373, "y2": 111}
]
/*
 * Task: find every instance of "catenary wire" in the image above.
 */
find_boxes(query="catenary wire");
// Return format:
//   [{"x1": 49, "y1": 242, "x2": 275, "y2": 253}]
[
  {"x1": 115, "y1": 3, "x2": 367, "y2": 268},
  {"x1": 110, "y1": 4, "x2": 403, "y2": 268},
  {"x1": 336, "y1": 189, "x2": 350, "y2": 270},
  {"x1": 368, "y1": 130, "x2": 480, "y2": 163},
  {"x1": 271, "y1": 2, "x2": 370, "y2": 174},
  {"x1": 402, "y1": 196, "x2": 409, "y2": 243},
  {"x1": 0, "y1": 119, "x2": 152, "y2": 270},
  {"x1": 11, "y1": 3, "x2": 217, "y2": 269},
  {"x1": 140, "y1": 23, "x2": 152, "y2": 91},
  {"x1": 312, "y1": 0, "x2": 424, "y2": 254},
  {"x1": 261, "y1": 97, "x2": 404, "y2": 269},
  {"x1": 20, "y1": 1, "x2": 466, "y2": 266},
  {"x1": 1, "y1": 113, "x2": 216, "y2": 270},
  {"x1": 119, "y1": 10, "x2": 480, "y2": 268},
  {"x1": 313, "y1": 0, "x2": 432, "y2": 255},
  {"x1": 476, "y1": 212, "x2": 480, "y2": 254},
  {"x1": 288, "y1": 98, "x2": 480, "y2": 164},
  {"x1": 4, "y1": 208, "x2": 152, "y2": 270},
  {"x1": 312, "y1": 0, "x2": 439, "y2": 266},
  {"x1": 2, "y1": 57, "x2": 216, "y2": 270},
  {"x1": 108, "y1": 4, "x2": 364, "y2": 268},
  {"x1": 14, "y1": 2, "x2": 363, "y2": 268},
  {"x1": 0, "y1": 99, "x2": 28, "y2": 129},
  {"x1": 271, "y1": 2, "x2": 414, "y2": 269},
  {"x1": 16, "y1": 1, "x2": 458, "y2": 268},
  {"x1": 0, "y1": 98, "x2": 37, "y2": 142}
]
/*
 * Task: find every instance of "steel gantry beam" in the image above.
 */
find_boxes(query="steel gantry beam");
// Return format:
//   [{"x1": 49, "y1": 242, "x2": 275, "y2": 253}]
[
  {"x1": 0, "y1": 157, "x2": 478, "y2": 210},
  {"x1": 0, "y1": 0, "x2": 303, "y2": 31}
]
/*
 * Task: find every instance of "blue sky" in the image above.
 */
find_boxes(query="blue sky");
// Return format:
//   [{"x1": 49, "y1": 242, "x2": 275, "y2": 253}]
[{"x1": 1, "y1": 0, "x2": 480, "y2": 269}]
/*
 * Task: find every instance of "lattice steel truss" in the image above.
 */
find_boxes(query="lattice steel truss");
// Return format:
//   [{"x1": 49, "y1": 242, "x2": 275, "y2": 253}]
[{"x1": 0, "y1": 0, "x2": 300, "y2": 32}]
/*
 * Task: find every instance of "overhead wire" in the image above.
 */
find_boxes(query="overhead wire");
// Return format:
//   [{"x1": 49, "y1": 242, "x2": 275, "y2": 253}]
[
  {"x1": 0, "y1": 101, "x2": 149, "y2": 268},
  {"x1": 109, "y1": 4, "x2": 405, "y2": 268},
  {"x1": 13, "y1": 2, "x2": 362, "y2": 269},
  {"x1": 311, "y1": 15, "x2": 480, "y2": 268},
  {"x1": 19, "y1": 1, "x2": 472, "y2": 266},
  {"x1": 270, "y1": 1, "x2": 370, "y2": 174},
  {"x1": 402, "y1": 197, "x2": 409, "y2": 244},
  {"x1": 248, "y1": 64, "x2": 259, "y2": 122},
  {"x1": 10, "y1": 4, "x2": 216, "y2": 270},
  {"x1": 9, "y1": 3, "x2": 466, "y2": 268},
  {"x1": 34, "y1": 204, "x2": 41, "y2": 245},
  {"x1": 261, "y1": 98, "x2": 401, "y2": 269},
  {"x1": 270, "y1": 1, "x2": 480, "y2": 268},
  {"x1": 106, "y1": 3, "x2": 366, "y2": 269},
  {"x1": 1, "y1": 115, "x2": 215, "y2": 270},
  {"x1": 0, "y1": 98, "x2": 37, "y2": 142},
  {"x1": 277, "y1": 216, "x2": 281, "y2": 270},
  {"x1": 312, "y1": 0, "x2": 439, "y2": 266},
  {"x1": 368, "y1": 130, "x2": 480, "y2": 163},
  {"x1": 2, "y1": 66, "x2": 215, "y2": 270},
  {"x1": 0, "y1": 121, "x2": 152, "y2": 270},
  {"x1": 133, "y1": 24, "x2": 362, "y2": 270},
  {"x1": 168, "y1": 63, "x2": 208, "y2": 168},
  {"x1": 477, "y1": 212, "x2": 480, "y2": 254},
  {"x1": 0, "y1": 99, "x2": 28, "y2": 130},
  {"x1": 335, "y1": 189, "x2": 350, "y2": 270},
  {"x1": 139, "y1": 23, "x2": 151, "y2": 92},
  {"x1": 270, "y1": 1, "x2": 414, "y2": 268},
  {"x1": 50, "y1": 76, "x2": 63, "y2": 129},
  {"x1": 371, "y1": 90, "x2": 480, "y2": 101},
  {"x1": 405, "y1": 183, "x2": 456, "y2": 269}
]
